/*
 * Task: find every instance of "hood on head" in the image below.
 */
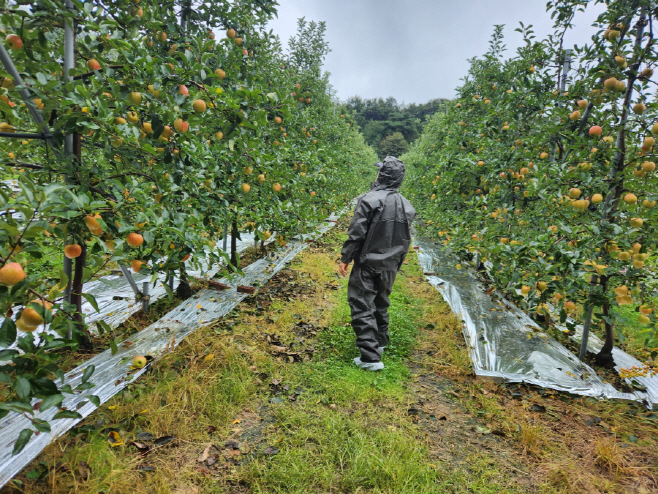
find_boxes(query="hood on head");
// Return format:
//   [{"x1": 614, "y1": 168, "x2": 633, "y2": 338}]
[{"x1": 375, "y1": 156, "x2": 405, "y2": 190}]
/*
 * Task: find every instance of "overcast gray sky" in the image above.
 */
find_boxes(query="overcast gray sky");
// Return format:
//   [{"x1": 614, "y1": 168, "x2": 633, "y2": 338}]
[{"x1": 267, "y1": 0, "x2": 605, "y2": 104}]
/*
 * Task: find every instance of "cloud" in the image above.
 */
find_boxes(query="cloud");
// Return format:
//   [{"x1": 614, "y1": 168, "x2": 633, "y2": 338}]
[{"x1": 267, "y1": 0, "x2": 605, "y2": 103}]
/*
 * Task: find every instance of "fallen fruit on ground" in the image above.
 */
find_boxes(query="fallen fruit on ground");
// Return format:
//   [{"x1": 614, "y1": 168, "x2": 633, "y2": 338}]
[{"x1": 132, "y1": 355, "x2": 147, "y2": 369}]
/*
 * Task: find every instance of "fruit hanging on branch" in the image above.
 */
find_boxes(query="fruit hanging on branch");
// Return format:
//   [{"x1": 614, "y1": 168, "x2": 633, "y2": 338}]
[
  {"x1": 0, "y1": 262, "x2": 26, "y2": 286},
  {"x1": 126, "y1": 233, "x2": 144, "y2": 247}
]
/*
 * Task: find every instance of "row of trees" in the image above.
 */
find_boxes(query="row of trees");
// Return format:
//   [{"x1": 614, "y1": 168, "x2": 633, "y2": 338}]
[
  {"x1": 341, "y1": 96, "x2": 450, "y2": 158},
  {"x1": 0, "y1": 0, "x2": 375, "y2": 451},
  {"x1": 405, "y1": 1, "x2": 657, "y2": 371}
]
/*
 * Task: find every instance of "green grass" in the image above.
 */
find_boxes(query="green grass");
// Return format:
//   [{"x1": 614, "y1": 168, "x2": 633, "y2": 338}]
[
  {"x1": 239, "y1": 408, "x2": 515, "y2": 494},
  {"x1": 233, "y1": 258, "x2": 523, "y2": 494}
]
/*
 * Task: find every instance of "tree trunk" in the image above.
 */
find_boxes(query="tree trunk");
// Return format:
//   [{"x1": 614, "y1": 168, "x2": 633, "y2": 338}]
[
  {"x1": 595, "y1": 10, "x2": 647, "y2": 364},
  {"x1": 578, "y1": 274, "x2": 598, "y2": 360},
  {"x1": 176, "y1": 267, "x2": 192, "y2": 299},
  {"x1": 595, "y1": 299, "x2": 615, "y2": 368},
  {"x1": 70, "y1": 243, "x2": 92, "y2": 349},
  {"x1": 230, "y1": 219, "x2": 238, "y2": 268}
]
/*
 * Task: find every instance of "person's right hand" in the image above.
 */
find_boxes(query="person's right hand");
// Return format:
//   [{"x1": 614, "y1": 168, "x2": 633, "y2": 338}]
[{"x1": 339, "y1": 262, "x2": 349, "y2": 277}]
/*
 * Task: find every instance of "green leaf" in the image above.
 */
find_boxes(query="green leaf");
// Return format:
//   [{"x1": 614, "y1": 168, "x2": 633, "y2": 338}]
[
  {"x1": 81, "y1": 365, "x2": 95, "y2": 383},
  {"x1": 0, "y1": 349, "x2": 19, "y2": 361},
  {"x1": 0, "y1": 401, "x2": 34, "y2": 414},
  {"x1": 17, "y1": 333, "x2": 36, "y2": 354},
  {"x1": 53, "y1": 410, "x2": 82, "y2": 420},
  {"x1": 33, "y1": 419, "x2": 51, "y2": 433},
  {"x1": 87, "y1": 395, "x2": 101, "y2": 407},
  {"x1": 14, "y1": 376, "x2": 31, "y2": 400},
  {"x1": 42, "y1": 340, "x2": 68, "y2": 351},
  {"x1": 163, "y1": 281, "x2": 174, "y2": 301},
  {"x1": 110, "y1": 339, "x2": 118, "y2": 355},
  {"x1": 82, "y1": 293, "x2": 99, "y2": 313},
  {"x1": 13, "y1": 429, "x2": 34, "y2": 455},
  {"x1": 39, "y1": 393, "x2": 64, "y2": 412},
  {"x1": 97, "y1": 320, "x2": 111, "y2": 335},
  {"x1": 25, "y1": 469, "x2": 41, "y2": 480},
  {"x1": 0, "y1": 318, "x2": 17, "y2": 347}
]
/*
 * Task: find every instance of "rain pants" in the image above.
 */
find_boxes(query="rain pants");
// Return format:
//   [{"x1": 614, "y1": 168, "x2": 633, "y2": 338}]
[{"x1": 340, "y1": 157, "x2": 416, "y2": 363}]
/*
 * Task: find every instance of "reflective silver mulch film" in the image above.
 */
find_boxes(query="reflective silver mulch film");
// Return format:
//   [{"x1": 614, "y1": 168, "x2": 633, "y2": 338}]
[
  {"x1": 563, "y1": 318, "x2": 658, "y2": 409},
  {"x1": 413, "y1": 237, "x2": 656, "y2": 409},
  {"x1": 0, "y1": 213, "x2": 342, "y2": 489},
  {"x1": 1, "y1": 230, "x2": 266, "y2": 351}
]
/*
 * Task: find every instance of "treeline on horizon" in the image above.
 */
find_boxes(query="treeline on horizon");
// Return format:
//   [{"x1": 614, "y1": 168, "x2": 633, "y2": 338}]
[{"x1": 338, "y1": 96, "x2": 451, "y2": 159}]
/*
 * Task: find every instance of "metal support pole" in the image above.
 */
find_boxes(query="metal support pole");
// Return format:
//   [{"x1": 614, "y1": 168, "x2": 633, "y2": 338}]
[
  {"x1": 64, "y1": 0, "x2": 75, "y2": 156},
  {"x1": 222, "y1": 223, "x2": 228, "y2": 252},
  {"x1": 119, "y1": 264, "x2": 142, "y2": 297},
  {"x1": 0, "y1": 46, "x2": 55, "y2": 148},
  {"x1": 62, "y1": 0, "x2": 75, "y2": 338},
  {"x1": 63, "y1": 254, "x2": 73, "y2": 339},
  {"x1": 0, "y1": 131, "x2": 53, "y2": 139},
  {"x1": 142, "y1": 281, "x2": 150, "y2": 312},
  {"x1": 560, "y1": 49, "x2": 571, "y2": 93}
]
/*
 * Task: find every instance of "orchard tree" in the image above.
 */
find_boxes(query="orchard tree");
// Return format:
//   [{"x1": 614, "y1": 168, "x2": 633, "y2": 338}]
[
  {"x1": 406, "y1": 1, "x2": 657, "y2": 372},
  {"x1": 0, "y1": 0, "x2": 375, "y2": 452},
  {"x1": 379, "y1": 131, "x2": 409, "y2": 159}
]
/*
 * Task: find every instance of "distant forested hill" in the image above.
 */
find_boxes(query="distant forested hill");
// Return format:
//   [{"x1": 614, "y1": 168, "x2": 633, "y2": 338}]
[{"x1": 338, "y1": 96, "x2": 451, "y2": 158}]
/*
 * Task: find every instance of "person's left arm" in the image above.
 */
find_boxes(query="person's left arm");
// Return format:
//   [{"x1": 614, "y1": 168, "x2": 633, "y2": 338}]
[
  {"x1": 339, "y1": 198, "x2": 374, "y2": 275},
  {"x1": 396, "y1": 201, "x2": 417, "y2": 271}
]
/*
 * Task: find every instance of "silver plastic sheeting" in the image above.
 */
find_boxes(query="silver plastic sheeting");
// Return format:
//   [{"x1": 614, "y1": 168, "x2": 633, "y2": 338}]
[
  {"x1": 413, "y1": 237, "x2": 652, "y2": 408},
  {"x1": 1, "y1": 230, "x2": 267, "y2": 351},
  {"x1": 1, "y1": 180, "x2": 20, "y2": 192},
  {"x1": 0, "y1": 213, "x2": 342, "y2": 489},
  {"x1": 563, "y1": 317, "x2": 658, "y2": 409}
]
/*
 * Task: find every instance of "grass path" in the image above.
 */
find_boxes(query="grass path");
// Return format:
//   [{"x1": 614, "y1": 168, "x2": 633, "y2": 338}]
[{"x1": 4, "y1": 216, "x2": 658, "y2": 494}]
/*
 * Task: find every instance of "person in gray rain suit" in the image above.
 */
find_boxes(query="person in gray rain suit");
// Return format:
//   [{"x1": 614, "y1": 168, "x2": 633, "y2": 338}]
[{"x1": 338, "y1": 156, "x2": 416, "y2": 371}]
